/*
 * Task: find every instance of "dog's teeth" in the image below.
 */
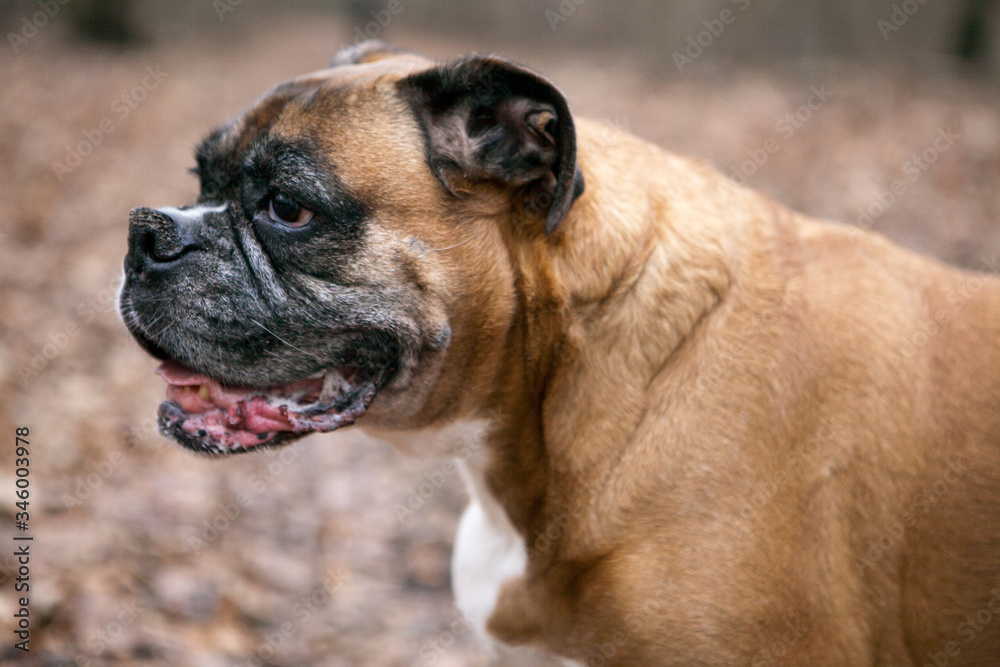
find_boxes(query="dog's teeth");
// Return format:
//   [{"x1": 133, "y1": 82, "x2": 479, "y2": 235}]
[
  {"x1": 319, "y1": 371, "x2": 337, "y2": 403},
  {"x1": 319, "y1": 369, "x2": 351, "y2": 404},
  {"x1": 198, "y1": 385, "x2": 211, "y2": 401}
]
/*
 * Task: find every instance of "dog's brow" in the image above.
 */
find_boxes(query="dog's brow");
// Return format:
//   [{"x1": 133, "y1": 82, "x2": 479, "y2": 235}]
[
  {"x1": 195, "y1": 125, "x2": 231, "y2": 163},
  {"x1": 243, "y1": 139, "x2": 329, "y2": 194}
]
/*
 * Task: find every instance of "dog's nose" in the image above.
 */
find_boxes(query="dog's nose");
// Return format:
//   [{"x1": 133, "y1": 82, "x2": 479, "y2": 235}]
[{"x1": 125, "y1": 206, "x2": 204, "y2": 276}]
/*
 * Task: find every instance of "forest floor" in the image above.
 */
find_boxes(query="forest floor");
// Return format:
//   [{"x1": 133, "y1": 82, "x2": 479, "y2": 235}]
[{"x1": 1, "y1": 9, "x2": 998, "y2": 667}]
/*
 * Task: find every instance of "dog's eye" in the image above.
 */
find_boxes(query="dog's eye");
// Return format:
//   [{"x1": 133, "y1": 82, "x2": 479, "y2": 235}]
[{"x1": 267, "y1": 192, "x2": 314, "y2": 228}]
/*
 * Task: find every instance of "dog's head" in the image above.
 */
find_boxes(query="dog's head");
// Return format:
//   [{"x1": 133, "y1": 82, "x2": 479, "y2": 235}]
[{"x1": 119, "y1": 42, "x2": 583, "y2": 455}]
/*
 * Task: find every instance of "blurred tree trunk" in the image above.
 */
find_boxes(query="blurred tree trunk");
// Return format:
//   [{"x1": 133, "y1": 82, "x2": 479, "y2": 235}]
[
  {"x1": 955, "y1": 0, "x2": 1000, "y2": 70},
  {"x1": 70, "y1": 0, "x2": 137, "y2": 45}
]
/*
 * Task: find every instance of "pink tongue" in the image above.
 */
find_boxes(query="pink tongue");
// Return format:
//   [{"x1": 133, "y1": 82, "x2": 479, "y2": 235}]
[{"x1": 154, "y1": 361, "x2": 321, "y2": 438}]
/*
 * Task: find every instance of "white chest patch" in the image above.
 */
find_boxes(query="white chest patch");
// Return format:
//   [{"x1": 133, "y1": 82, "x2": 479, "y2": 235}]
[
  {"x1": 452, "y1": 459, "x2": 527, "y2": 635},
  {"x1": 453, "y1": 455, "x2": 584, "y2": 666},
  {"x1": 367, "y1": 419, "x2": 582, "y2": 666}
]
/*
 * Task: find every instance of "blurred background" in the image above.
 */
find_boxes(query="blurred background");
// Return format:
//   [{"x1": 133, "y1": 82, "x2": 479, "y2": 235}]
[{"x1": 0, "y1": 1, "x2": 998, "y2": 665}]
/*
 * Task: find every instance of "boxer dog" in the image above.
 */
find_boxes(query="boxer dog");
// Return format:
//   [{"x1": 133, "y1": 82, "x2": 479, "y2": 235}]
[{"x1": 120, "y1": 41, "x2": 1000, "y2": 665}]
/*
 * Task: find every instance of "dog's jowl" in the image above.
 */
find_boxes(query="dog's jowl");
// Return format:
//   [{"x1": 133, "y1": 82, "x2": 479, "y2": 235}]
[{"x1": 121, "y1": 41, "x2": 1000, "y2": 665}]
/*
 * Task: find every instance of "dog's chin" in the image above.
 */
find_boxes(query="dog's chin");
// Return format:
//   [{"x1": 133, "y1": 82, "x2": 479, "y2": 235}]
[{"x1": 154, "y1": 360, "x2": 388, "y2": 457}]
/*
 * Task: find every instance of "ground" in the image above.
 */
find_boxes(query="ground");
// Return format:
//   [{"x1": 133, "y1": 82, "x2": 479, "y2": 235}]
[{"x1": 0, "y1": 10, "x2": 998, "y2": 667}]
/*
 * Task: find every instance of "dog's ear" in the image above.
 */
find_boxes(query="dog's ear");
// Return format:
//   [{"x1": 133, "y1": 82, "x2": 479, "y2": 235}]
[
  {"x1": 397, "y1": 57, "x2": 584, "y2": 235},
  {"x1": 330, "y1": 40, "x2": 410, "y2": 67}
]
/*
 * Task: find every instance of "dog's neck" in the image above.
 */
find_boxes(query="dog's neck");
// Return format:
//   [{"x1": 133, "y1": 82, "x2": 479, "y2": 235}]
[
  {"x1": 479, "y1": 121, "x2": 744, "y2": 555},
  {"x1": 440, "y1": 121, "x2": 793, "y2": 650}
]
